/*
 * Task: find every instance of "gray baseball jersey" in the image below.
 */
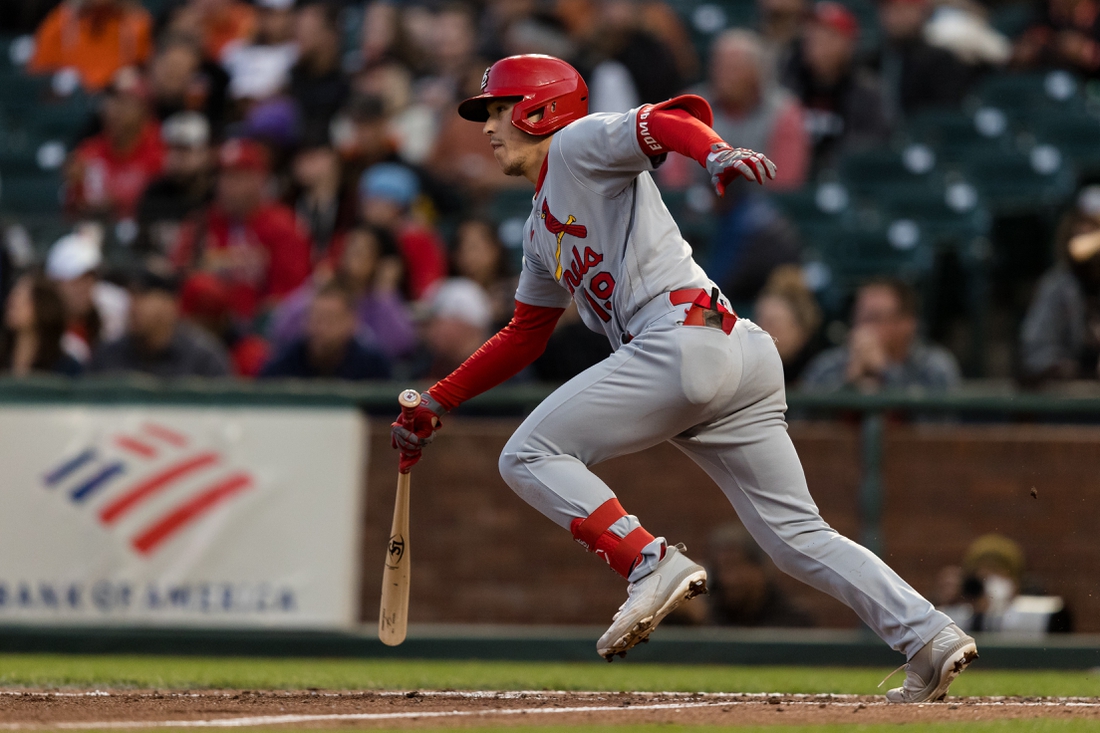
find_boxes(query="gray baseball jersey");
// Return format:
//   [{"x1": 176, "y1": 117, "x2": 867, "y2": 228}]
[
  {"x1": 514, "y1": 107, "x2": 716, "y2": 345},
  {"x1": 499, "y1": 107, "x2": 951, "y2": 660}
]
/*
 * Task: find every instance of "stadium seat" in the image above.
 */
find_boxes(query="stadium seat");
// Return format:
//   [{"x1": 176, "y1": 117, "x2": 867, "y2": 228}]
[
  {"x1": 0, "y1": 172, "x2": 64, "y2": 215},
  {"x1": 0, "y1": 35, "x2": 34, "y2": 72},
  {"x1": 801, "y1": 216, "x2": 934, "y2": 317},
  {"x1": 961, "y1": 147, "x2": 1075, "y2": 213},
  {"x1": 838, "y1": 145, "x2": 938, "y2": 200},
  {"x1": 877, "y1": 183, "x2": 991, "y2": 255},
  {"x1": 0, "y1": 71, "x2": 51, "y2": 115},
  {"x1": 6, "y1": 211, "x2": 70, "y2": 253},
  {"x1": 0, "y1": 134, "x2": 68, "y2": 177},
  {"x1": 989, "y1": 3, "x2": 1035, "y2": 37},
  {"x1": 904, "y1": 107, "x2": 1014, "y2": 160},
  {"x1": 773, "y1": 182, "x2": 853, "y2": 242},
  {"x1": 1029, "y1": 114, "x2": 1100, "y2": 175},
  {"x1": 976, "y1": 71, "x2": 1088, "y2": 124},
  {"x1": 28, "y1": 95, "x2": 95, "y2": 143}
]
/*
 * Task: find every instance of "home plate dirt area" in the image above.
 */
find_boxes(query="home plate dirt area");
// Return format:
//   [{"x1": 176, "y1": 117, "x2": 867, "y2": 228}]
[{"x1": 3, "y1": 690, "x2": 1100, "y2": 729}]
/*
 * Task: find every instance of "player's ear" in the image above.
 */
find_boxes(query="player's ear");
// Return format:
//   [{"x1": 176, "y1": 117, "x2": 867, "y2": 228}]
[{"x1": 526, "y1": 107, "x2": 545, "y2": 124}]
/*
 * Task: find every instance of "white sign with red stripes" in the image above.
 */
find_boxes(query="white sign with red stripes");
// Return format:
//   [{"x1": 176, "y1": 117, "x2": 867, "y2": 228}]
[{"x1": 0, "y1": 406, "x2": 365, "y2": 628}]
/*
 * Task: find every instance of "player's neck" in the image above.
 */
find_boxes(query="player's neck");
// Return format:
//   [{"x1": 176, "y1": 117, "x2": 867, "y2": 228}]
[{"x1": 524, "y1": 139, "x2": 553, "y2": 187}]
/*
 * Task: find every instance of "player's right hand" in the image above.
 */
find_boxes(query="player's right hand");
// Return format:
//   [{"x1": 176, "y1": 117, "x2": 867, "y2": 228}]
[
  {"x1": 706, "y1": 143, "x2": 777, "y2": 195},
  {"x1": 391, "y1": 392, "x2": 446, "y2": 473}
]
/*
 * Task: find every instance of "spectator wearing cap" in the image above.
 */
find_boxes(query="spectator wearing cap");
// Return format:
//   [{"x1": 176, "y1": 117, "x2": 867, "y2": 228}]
[
  {"x1": 136, "y1": 111, "x2": 215, "y2": 258},
  {"x1": 1, "y1": 274, "x2": 83, "y2": 377},
  {"x1": 28, "y1": 0, "x2": 153, "y2": 92},
  {"x1": 417, "y1": 277, "x2": 493, "y2": 380},
  {"x1": 1020, "y1": 186, "x2": 1100, "y2": 384},
  {"x1": 165, "y1": 0, "x2": 256, "y2": 63},
  {"x1": 172, "y1": 138, "x2": 312, "y2": 322},
  {"x1": 260, "y1": 280, "x2": 391, "y2": 380},
  {"x1": 866, "y1": 0, "x2": 980, "y2": 118},
  {"x1": 695, "y1": 30, "x2": 809, "y2": 192},
  {"x1": 359, "y1": 163, "x2": 447, "y2": 301},
  {"x1": 288, "y1": 1, "x2": 350, "y2": 131},
  {"x1": 45, "y1": 226, "x2": 129, "y2": 364},
  {"x1": 179, "y1": 272, "x2": 269, "y2": 377},
  {"x1": 288, "y1": 125, "x2": 358, "y2": 266},
  {"x1": 66, "y1": 66, "x2": 166, "y2": 221},
  {"x1": 269, "y1": 224, "x2": 416, "y2": 360},
  {"x1": 148, "y1": 32, "x2": 230, "y2": 133},
  {"x1": 221, "y1": 0, "x2": 299, "y2": 103},
  {"x1": 781, "y1": 1, "x2": 891, "y2": 171},
  {"x1": 90, "y1": 266, "x2": 231, "y2": 378}
]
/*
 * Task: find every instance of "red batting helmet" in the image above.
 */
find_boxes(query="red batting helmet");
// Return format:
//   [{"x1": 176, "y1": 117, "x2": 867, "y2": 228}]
[{"x1": 458, "y1": 55, "x2": 588, "y2": 136}]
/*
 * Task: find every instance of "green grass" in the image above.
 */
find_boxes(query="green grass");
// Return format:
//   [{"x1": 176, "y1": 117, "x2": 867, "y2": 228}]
[{"x1": 0, "y1": 654, "x2": 1098, "y2": 697}]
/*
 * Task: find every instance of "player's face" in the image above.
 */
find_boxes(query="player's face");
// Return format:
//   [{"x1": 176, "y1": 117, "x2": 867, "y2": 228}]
[{"x1": 483, "y1": 100, "x2": 545, "y2": 179}]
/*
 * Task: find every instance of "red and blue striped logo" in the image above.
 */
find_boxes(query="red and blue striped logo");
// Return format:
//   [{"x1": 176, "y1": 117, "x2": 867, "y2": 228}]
[{"x1": 43, "y1": 422, "x2": 254, "y2": 555}]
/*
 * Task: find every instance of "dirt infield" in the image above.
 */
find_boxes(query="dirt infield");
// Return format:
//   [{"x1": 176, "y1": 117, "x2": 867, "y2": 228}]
[{"x1": 2, "y1": 689, "x2": 1100, "y2": 729}]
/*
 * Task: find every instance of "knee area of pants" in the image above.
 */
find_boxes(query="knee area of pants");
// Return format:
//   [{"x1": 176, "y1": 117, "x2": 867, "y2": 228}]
[{"x1": 498, "y1": 449, "x2": 523, "y2": 485}]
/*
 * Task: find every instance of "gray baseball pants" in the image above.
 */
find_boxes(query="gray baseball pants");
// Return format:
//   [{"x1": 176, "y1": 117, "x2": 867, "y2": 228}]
[{"x1": 498, "y1": 295, "x2": 952, "y2": 658}]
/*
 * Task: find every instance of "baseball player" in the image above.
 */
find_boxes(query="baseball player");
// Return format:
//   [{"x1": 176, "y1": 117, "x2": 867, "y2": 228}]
[{"x1": 392, "y1": 54, "x2": 977, "y2": 702}]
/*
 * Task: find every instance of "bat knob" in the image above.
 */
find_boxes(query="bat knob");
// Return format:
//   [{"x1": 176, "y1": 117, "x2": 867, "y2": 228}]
[{"x1": 398, "y1": 389, "x2": 422, "y2": 410}]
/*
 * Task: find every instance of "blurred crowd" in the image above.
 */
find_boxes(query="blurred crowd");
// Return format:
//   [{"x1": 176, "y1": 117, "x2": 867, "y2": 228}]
[{"x1": 0, "y1": 0, "x2": 1097, "y2": 385}]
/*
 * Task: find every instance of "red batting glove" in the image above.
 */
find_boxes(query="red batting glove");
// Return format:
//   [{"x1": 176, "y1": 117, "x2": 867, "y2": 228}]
[
  {"x1": 390, "y1": 392, "x2": 447, "y2": 473},
  {"x1": 706, "y1": 143, "x2": 777, "y2": 196}
]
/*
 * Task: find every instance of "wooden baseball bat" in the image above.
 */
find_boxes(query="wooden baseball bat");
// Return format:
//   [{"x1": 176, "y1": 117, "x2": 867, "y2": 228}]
[{"x1": 378, "y1": 388, "x2": 421, "y2": 646}]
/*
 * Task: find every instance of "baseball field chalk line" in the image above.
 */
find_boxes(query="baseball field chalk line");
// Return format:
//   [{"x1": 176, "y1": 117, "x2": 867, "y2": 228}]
[{"x1": 3, "y1": 696, "x2": 1100, "y2": 730}]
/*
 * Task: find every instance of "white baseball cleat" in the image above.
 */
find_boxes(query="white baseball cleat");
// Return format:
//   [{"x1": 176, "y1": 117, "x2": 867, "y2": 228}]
[
  {"x1": 596, "y1": 543, "x2": 707, "y2": 661},
  {"x1": 884, "y1": 623, "x2": 978, "y2": 703}
]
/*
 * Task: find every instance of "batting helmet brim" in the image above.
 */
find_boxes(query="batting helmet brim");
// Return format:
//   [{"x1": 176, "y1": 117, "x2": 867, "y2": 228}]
[{"x1": 458, "y1": 93, "x2": 522, "y2": 123}]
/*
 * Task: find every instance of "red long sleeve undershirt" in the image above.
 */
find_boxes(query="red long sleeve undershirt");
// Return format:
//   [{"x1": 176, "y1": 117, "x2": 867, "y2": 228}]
[
  {"x1": 428, "y1": 300, "x2": 565, "y2": 411},
  {"x1": 428, "y1": 106, "x2": 719, "y2": 411},
  {"x1": 638, "y1": 107, "x2": 724, "y2": 167}
]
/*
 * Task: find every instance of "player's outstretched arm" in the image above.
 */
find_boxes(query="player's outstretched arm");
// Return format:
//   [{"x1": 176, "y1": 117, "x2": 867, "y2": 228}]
[
  {"x1": 640, "y1": 100, "x2": 776, "y2": 195},
  {"x1": 390, "y1": 302, "x2": 565, "y2": 470}
]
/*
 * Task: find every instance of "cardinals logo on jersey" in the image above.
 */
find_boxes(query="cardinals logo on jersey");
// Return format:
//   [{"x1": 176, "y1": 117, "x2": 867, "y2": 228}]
[{"x1": 540, "y1": 199, "x2": 587, "y2": 281}]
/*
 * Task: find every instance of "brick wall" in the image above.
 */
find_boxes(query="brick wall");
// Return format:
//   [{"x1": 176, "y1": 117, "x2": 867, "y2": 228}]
[{"x1": 360, "y1": 419, "x2": 1100, "y2": 632}]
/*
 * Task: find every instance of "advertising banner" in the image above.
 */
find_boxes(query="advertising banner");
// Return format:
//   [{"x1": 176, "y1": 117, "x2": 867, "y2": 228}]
[{"x1": 0, "y1": 406, "x2": 365, "y2": 629}]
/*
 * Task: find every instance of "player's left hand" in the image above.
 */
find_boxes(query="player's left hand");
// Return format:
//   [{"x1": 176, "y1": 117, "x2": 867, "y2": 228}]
[
  {"x1": 706, "y1": 143, "x2": 777, "y2": 195},
  {"x1": 391, "y1": 392, "x2": 446, "y2": 473}
]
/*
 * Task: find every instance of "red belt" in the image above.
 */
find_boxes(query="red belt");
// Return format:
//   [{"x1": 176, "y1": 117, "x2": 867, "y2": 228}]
[{"x1": 670, "y1": 287, "x2": 738, "y2": 335}]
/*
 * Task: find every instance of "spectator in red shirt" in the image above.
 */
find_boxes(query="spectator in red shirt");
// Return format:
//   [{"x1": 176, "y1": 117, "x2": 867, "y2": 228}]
[
  {"x1": 358, "y1": 163, "x2": 446, "y2": 301},
  {"x1": 66, "y1": 67, "x2": 166, "y2": 221},
  {"x1": 172, "y1": 138, "x2": 312, "y2": 322}
]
